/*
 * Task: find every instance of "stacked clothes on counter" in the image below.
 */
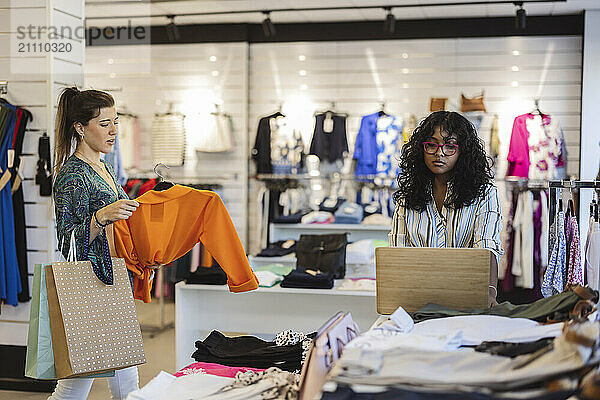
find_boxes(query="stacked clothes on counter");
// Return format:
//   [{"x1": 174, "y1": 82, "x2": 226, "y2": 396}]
[
  {"x1": 252, "y1": 263, "x2": 294, "y2": 287},
  {"x1": 126, "y1": 367, "x2": 299, "y2": 400},
  {"x1": 256, "y1": 240, "x2": 296, "y2": 257},
  {"x1": 192, "y1": 330, "x2": 314, "y2": 373},
  {"x1": 322, "y1": 285, "x2": 599, "y2": 399},
  {"x1": 280, "y1": 268, "x2": 335, "y2": 289}
]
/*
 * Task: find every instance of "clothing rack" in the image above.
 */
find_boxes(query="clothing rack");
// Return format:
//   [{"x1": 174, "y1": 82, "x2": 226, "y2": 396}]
[
  {"x1": 501, "y1": 177, "x2": 548, "y2": 191},
  {"x1": 548, "y1": 180, "x2": 600, "y2": 256}
]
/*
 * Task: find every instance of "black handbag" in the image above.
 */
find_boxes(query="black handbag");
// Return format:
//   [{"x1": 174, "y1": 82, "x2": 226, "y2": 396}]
[{"x1": 296, "y1": 233, "x2": 347, "y2": 279}]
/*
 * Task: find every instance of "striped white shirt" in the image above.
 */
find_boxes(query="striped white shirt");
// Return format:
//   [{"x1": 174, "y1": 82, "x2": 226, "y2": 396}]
[{"x1": 389, "y1": 185, "x2": 504, "y2": 263}]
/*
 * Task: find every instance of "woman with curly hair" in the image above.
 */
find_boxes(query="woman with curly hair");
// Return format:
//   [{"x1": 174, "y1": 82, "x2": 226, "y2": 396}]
[{"x1": 390, "y1": 111, "x2": 503, "y2": 306}]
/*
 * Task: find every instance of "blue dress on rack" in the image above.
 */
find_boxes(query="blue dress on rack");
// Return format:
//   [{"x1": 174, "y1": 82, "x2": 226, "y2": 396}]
[{"x1": 0, "y1": 102, "x2": 22, "y2": 306}]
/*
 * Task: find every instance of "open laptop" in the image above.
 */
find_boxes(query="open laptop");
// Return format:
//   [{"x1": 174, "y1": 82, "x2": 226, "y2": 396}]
[{"x1": 375, "y1": 247, "x2": 492, "y2": 314}]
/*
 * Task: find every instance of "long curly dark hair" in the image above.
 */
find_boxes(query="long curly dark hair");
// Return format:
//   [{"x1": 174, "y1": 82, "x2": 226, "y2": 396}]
[{"x1": 394, "y1": 111, "x2": 494, "y2": 211}]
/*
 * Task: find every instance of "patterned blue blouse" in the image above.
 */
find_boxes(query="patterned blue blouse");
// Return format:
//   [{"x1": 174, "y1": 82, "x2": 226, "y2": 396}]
[{"x1": 53, "y1": 154, "x2": 129, "y2": 285}]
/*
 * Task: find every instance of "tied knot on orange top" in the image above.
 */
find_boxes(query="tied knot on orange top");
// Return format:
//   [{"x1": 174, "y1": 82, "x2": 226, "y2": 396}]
[{"x1": 113, "y1": 185, "x2": 258, "y2": 302}]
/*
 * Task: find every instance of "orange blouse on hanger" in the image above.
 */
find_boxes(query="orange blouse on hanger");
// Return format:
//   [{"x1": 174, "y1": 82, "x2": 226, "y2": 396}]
[{"x1": 113, "y1": 185, "x2": 258, "y2": 302}]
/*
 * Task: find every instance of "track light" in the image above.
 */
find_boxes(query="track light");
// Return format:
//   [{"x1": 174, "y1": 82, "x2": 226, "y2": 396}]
[
  {"x1": 262, "y1": 11, "x2": 276, "y2": 38},
  {"x1": 166, "y1": 15, "x2": 179, "y2": 41},
  {"x1": 514, "y1": 2, "x2": 526, "y2": 30},
  {"x1": 383, "y1": 7, "x2": 395, "y2": 34}
]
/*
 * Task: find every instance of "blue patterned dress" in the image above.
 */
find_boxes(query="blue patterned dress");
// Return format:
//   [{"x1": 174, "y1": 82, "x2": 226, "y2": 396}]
[
  {"x1": 53, "y1": 154, "x2": 129, "y2": 285},
  {"x1": 542, "y1": 211, "x2": 566, "y2": 297}
]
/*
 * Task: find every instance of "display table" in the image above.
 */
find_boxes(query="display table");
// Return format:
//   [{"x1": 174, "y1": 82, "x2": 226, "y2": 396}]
[{"x1": 175, "y1": 282, "x2": 377, "y2": 369}]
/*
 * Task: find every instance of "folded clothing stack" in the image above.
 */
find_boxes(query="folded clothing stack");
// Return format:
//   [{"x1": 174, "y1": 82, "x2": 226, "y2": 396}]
[
  {"x1": 192, "y1": 330, "x2": 313, "y2": 372},
  {"x1": 334, "y1": 201, "x2": 364, "y2": 224},
  {"x1": 174, "y1": 362, "x2": 265, "y2": 378},
  {"x1": 301, "y1": 211, "x2": 334, "y2": 224},
  {"x1": 280, "y1": 268, "x2": 334, "y2": 289},
  {"x1": 272, "y1": 209, "x2": 311, "y2": 224},
  {"x1": 256, "y1": 240, "x2": 296, "y2": 257},
  {"x1": 185, "y1": 262, "x2": 228, "y2": 285},
  {"x1": 319, "y1": 197, "x2": 345, "y2": 213}
]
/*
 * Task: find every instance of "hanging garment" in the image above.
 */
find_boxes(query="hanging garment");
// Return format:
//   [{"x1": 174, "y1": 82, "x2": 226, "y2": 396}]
[
  {"x1": 116, "y1": 113, "x2": 137, "y2": 170},
  {"x1": 506, "y1": 114, "x2": 566, "y2": 180},
  {"x1": 34, "y1": 133, "x2": 52, "y2": 196},
  {"x1": 113, "y1": 185, "x2": 258, "y2": 302},
  {"x1": 490, "y1": 114, "x2": 500, "y2": 159},
  {"x1": 353, "y1": 113, "x2": 403, "y2": 178},
  {"x1": 0, "y1": 103, "x2": 22, "y2": 306},
  {"x1": 309, "y1": 113, "x2": 348, "y2": 163},
  {"x1": 390, "y1": 185, "x2": 504, "y2": 265},
  {"x1": 252, "y1": 115, "x2": 275, "y2": 174},
  {"x1": 463, "y1": 112, "x2": 494, "y2": 158},
  {"x1": 9, "y1": 106, "x2": 32, "y2": 302},
  {"x1": 565, "y1": 213, "x2": 583, "y2": 286},
  {"x1": 512, "y1": 191, "x2": 534, "y2": 289},
  {"x1": 542, "y1": 211, "x2": 567, "y2": 297},
  {"x1": 101, "y1": 134, "x2": 127, "y2": 186},
  {"x1": 151, "y1": 113, "x2": 186, "y2": 166},
  {"x1": 530, "y1": 193, "x2": 543, "y2": 300},
  {"x1": 270, "y1": 116, "x2": 305, "y2": 174},
  {"x1": 539, "y1": 191, "x2": 549, "y2": 269},
  {"x1": 195, "y1": 113, "x2": 235, "y2": 153},
  {"x1": 585, "y1": 220, "x2": 600, "y2": 290}
]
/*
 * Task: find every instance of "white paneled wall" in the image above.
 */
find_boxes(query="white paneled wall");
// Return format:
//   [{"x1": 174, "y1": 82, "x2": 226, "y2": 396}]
[
  {"x1": 248, "y1": 36, "x2": 582, "y2": 254},
  {"x1": 0, "y1": 0, "x2": 84, "y2": 346},
  {"x1": 85, "y1": 43, "x2": 250, "y2": 246}
]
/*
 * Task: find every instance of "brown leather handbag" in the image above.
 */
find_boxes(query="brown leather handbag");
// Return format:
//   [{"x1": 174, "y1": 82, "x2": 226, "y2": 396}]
[
  {"x1": 461, "y1": 92, "x2": 487, "y2": 112},
  {"x1": 429, "y1": 97, "x2": 447, "y2": 112}
]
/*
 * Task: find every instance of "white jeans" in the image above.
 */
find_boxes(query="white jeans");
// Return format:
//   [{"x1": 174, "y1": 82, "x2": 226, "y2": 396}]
[{"x1": 47, "y1": 366, "x2": 139, "y2": 400}]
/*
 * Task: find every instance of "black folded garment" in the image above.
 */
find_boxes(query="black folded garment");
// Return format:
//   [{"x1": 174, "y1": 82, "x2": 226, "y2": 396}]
[
  {"x1": 319, "y1": 197, "x2": 346, "y2": 213},
  {"x1": 474, "y1": 338, "x2": 554, "y2": 358},
  {"x1": 256, "y1": 240, "x2": 296, "y2": 257},
  {"x1": 280, "y1": 268, "x2": 334, "y2": 289},
  {"x1": 192, "y1": 330, "x2": 303, "y2": 371},
  {"x1": 185, "y1": 262, "x2": 228, "y2": 285},
  {"x1": 362, "y1": 201, "x2": 382, "y2": 218},
  {"x1": 273, "y1": 209, "x2": 311, "y2": 224}
]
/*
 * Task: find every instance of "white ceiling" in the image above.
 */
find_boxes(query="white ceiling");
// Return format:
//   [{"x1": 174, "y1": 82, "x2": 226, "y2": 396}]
[{"x1": 85, "y1": 0, "x2": 600, "y2": 26}]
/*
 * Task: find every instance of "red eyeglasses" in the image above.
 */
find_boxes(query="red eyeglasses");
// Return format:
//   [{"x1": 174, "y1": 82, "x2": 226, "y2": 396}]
[{"x1": 423, "y1": 142, "x2": 459, "y2": 156}]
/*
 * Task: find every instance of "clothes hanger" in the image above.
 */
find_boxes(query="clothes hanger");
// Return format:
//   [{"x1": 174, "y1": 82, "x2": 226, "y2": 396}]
[
  {"x1": 377, "y1": 100, "x2": 389, "y2": 117},
  {"x1": 558, "y1": 186, "x2": 563, "y2": 213},
  {"x1": 315, "y1": 101, "x2": 349, "y2": 118},
  {"x1": 529, "y1": 97, "x2": 545, "y2": 117},
  {"x1": 566, "y1": 182, "x2": 575, "y2": 218},
  {"x1": 152, "y1": 163, "x2": 174, "y2": 191}
]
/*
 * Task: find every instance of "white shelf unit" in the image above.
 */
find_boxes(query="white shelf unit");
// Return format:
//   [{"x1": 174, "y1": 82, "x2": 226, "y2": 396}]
[
  {"x1": 175, "y1": 282, "x2": 376, "y2": 369},
  {"x1": 270, "y1": 223, "x2": 390, "y2": 242}
]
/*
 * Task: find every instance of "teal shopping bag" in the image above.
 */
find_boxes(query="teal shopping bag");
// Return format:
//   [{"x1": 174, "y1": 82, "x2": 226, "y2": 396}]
[
  {"x1": 25, "y1": 264, "x2": 114, "y2": 380},
  {"x1": 25, "y1": 264, "x2": 55, "y2": 380}
]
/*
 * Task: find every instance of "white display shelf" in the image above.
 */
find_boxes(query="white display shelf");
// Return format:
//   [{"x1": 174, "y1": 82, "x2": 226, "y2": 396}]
[
  {"x1": 249, "y1": 255, "x2": 296, "y2": 266},
  {"x1": 175, "y1": 282, "x2": 377, "y2": 369},
  {"x1": 270, "y1": 223, "x2": 390, "y2": 242}
]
